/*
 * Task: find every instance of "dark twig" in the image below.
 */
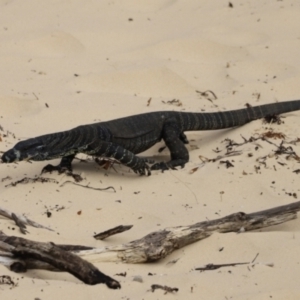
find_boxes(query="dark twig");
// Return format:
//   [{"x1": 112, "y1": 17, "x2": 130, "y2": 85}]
[
  {"x1": 94, "y1": 225, "x2": 133, "y2": 240},
  {"x1": 195, "y1": 262, "x2": 249, "y2": 271},
  {"x1": 151, "y1": 284, "x2": 179, "y2": 294},
  {"x1": 195, "y1": 253, "x2": 262, "y2": 271}
]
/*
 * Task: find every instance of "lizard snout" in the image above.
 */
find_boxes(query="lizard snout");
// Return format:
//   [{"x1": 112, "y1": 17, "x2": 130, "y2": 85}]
[{"x1": 1, "y1": 148, "x2": 21, "y2": 163}]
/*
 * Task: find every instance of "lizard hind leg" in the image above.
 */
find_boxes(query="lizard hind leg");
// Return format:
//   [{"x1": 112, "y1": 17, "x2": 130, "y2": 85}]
[{"x1": 151, "y1": 119, "x2": 189, "y2": 171}]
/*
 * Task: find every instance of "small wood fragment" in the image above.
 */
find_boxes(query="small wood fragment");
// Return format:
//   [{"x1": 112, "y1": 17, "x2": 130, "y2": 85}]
[
  {"x1": 11, "y1": 213, "x2": 28, "y2": 234},
  {"x1": 94, "y1": 225, "x2": 133, "y2": 240}
]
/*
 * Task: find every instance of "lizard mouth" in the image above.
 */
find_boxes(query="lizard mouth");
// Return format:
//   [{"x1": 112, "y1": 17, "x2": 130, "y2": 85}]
[{"x1": 1, "y1": 148, "x2": 37, "y2": 163}]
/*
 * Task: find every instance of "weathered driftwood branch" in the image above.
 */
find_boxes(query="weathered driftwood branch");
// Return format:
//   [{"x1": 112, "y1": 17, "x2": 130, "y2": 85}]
[
  {"x1": 0, "y1": 201, "x2": 299, "y2": 285},
  {"x1": 78, "y1": 200, "x2": 300, "y2": 263},
  {"x1": 0, "y1": 207, "x2": 52, "y2": 232},
  {"x1": 0, "y1": 235, "x2": 120, "y2": 289}
]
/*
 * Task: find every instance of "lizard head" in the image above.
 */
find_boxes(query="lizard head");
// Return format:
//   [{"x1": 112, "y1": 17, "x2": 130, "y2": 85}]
[{"x1": 1, "y1": 138, "x2": 48, "y2": 163}]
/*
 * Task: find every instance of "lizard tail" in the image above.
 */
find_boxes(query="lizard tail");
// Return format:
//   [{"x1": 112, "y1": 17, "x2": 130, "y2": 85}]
[{"x1": 182, "y1": 99, "x2": 300, "y2": 131}]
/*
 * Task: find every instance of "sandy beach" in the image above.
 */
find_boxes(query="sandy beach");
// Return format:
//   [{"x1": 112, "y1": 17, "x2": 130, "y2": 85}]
[{"x1": 1, "y1": 0, "x2": 300, "y2": 299}]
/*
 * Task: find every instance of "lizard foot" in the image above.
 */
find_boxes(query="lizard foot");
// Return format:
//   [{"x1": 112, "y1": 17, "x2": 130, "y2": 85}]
[
  {"x1": 41, "y1": 163, "x2": 72, "y2": 174},
  {"x1": 132, "y1": 159, "x2": 152, "y2": 176},
  {"x1": 151, "y1": 162, "x2": 173, "y2": 172},
  {"x1": 150, "y1": 161, "x2": 186, "y2": 172}
]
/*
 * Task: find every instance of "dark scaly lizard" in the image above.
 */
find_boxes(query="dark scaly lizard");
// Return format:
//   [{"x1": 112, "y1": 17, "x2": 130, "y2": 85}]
[{"x1": 2, "y1": 100, "x2": 300, "y2": 176}]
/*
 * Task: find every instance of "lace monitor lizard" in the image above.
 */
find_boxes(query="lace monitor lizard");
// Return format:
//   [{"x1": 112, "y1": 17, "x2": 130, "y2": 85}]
[{"x1": 2, "y1": 100, "x2": 300, "y2": 176}]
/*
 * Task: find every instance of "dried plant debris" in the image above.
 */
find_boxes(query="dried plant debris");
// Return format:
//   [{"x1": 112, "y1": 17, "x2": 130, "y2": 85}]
[
  {"x1": 196, "y1": 90, "x2": 218, "y2": 106},
  {"x1": 115, "y1": 272, "x2": 127, "y2": 277},
  {"x1": 1, "y1": 176, "x2": 12, "y2": 182},
  {"x1": 60, "y1": 180, "x2": 116, "y2": 192},
  {"x1": 146, "y1": 97, "x2": 152, "y2": 106},
  {"x1": 219, "y1": 160, "x2": 234, "y2": 168},
  {"x1": 195, "y1": 262, "x2": 249, "y2": 271},
  {"x1": 263, "y1": 114, "x2": 284, "y2": 124},
  {"x1": 252, "y1": 92, "x2": 261, "y2": 101},
  {"x1": 195, "y1": 253, "x2": 261, "y2": 271},
  {"x1": 196, "y1": 90, "x2": 217, "y2": 100},
  {"x1": 0, "y1": 275, "x2": 18, "y2": 288},
  {"x1": 43, "y1": 205, "x2": 65, "y2": 218},
  {"x1": 162, "y1": 99, "x2": 182, "y2": 106},
  {"x1": 190, "y1": 151, "x2": 241, "y2": 173},
  {"x1": 261, "y1": 130, "x2": 286, "y2": 139},
  {"x1": 0, "y1": 127, "x2": 16, "y2": 139},
  {"x1": 193, "y1": 132, "x2": 300, "y2": 174},
  {"x1": 95, "y1": 157, "x2": 121, "y2": 172},
  {"x1": 150, "y1": 284, "x2": 179, "y2": 294},
  {"x1": 5, "y1": 176, "x2": 59, "y2": 187}
]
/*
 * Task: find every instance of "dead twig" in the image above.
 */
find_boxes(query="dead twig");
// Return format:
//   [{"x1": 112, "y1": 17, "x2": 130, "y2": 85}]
[
  {"x1": 150, "y1": 284, "x2": 179, "y2": 294},
  {"x1": 94, "y1": 225, "x2": 133, "y2": 240},
  {"x1": 60, "y1": 181, "x2": 116, "y2": 192},
  {"x1": 0, "y1": 207, "x2": 53, "y2": 231},
  {"x1": 5, "y1": 177, "x2": 59, "y2": 188}
]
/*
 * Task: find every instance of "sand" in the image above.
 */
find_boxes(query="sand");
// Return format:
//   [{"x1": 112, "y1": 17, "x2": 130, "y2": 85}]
[{"x1": 1, "y1": 0, "x2": 300, "y2": 298}]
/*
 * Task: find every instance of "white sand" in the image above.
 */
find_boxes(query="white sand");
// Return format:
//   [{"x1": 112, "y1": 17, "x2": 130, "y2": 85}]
[{"x1": 1, "y1": 0, "x2": 300, "y2": 298}]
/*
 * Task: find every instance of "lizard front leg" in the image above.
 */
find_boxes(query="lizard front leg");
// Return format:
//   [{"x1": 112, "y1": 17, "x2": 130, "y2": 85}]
[
  {"x1": 151, "y1": 119, "x2": 189, "y2": 171},
  {"x1": 42, "y1": 154, "x2": 76, "y2": 174}
]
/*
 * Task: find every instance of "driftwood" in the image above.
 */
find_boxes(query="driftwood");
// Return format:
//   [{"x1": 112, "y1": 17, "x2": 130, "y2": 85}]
[
  {"x1": 0, "y1": 207, "x2": 53, "y2": 232},
  {"x1": 78, "y1": 200, "x2": 300, "y2": 263},
  {"x1": 94, "y1": 225, "x2": 133, "y2": 240},
  {"x1": 0, "y1": 234, "x2": 120, "y2": 289},
  {"x1": 0, "y1": 201, "x2": 299, "y2": 285}
]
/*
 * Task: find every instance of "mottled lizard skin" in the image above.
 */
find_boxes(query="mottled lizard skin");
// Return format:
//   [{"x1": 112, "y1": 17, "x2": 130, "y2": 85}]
[{"x1": 2, "y1": 100, "x2": 300, "y2": 175}]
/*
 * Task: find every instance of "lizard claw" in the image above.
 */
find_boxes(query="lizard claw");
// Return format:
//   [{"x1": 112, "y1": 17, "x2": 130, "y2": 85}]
[
  {"x1": 151, "y1": 162, "x2": 170, "y2": 172},
  {"x1": 150, "y1": 162, "x2": 180, "y2": 172},
  {"x1": 132, "y1": 158, "x2": 152, "y2": 176}
]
